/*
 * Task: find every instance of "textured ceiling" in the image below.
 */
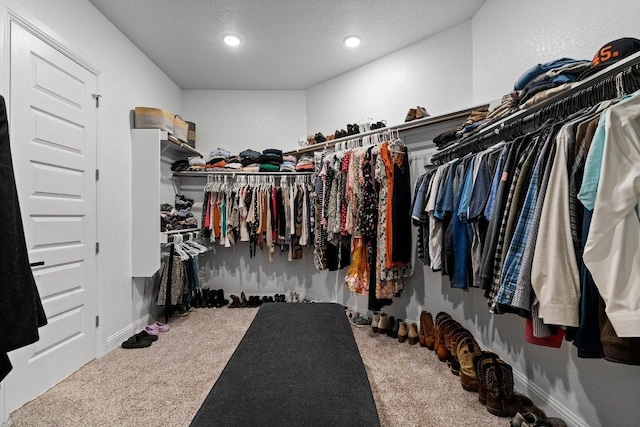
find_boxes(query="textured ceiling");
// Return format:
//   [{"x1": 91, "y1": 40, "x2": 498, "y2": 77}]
[{"x1": 88, "y1": 0, "x2": 486, "y2": 90}]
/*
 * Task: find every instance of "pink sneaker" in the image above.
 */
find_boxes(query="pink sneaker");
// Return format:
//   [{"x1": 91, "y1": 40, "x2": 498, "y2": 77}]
[
  {"x1": 153, "y1": 321, "x2": 170, "y2": 332},
  {"x1": 144, "y1": 325, "x2": 159, "y2": 336}
]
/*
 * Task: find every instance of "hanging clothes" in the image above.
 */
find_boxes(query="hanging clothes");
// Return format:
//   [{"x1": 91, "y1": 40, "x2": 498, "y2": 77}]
[
  {"x1": 416, "y1": 88, "x2": 640, "y2": 363},
  {"x1": 201, "y1": 175, "x2": 314, "y2": 262}
]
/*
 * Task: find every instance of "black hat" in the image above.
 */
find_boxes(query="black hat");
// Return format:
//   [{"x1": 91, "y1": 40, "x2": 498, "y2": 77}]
[{"x1": 578, "y1": 37, "x2": 640, "y2": 81}]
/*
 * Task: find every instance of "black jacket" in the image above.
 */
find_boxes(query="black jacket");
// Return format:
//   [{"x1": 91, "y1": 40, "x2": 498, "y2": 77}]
[{"x1": 0, "y1": 95, "x2": 47, "y2": 381}]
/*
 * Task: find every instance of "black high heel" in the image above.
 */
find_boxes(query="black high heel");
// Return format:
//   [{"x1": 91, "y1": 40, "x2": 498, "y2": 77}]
[
  {"x1": 228, "y1": 295, "x2": 241, "y2": 308},
  {"x1": 240, "y1": 292, "x2": 249, "y2": 308}
]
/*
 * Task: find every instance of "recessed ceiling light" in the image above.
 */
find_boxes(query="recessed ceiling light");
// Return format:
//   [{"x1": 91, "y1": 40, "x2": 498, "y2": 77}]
[
  {"x1": 344, "y1": 36, "x2": 361, "y2": 48},
  {"x1": 223, "y1": 34, "x2": 241, "y2": 47}
]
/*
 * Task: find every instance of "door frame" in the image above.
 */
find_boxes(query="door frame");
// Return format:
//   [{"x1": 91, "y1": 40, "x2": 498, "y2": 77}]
[{"x1": 0, "y1": 4, "x2": 103, "y2": 419}]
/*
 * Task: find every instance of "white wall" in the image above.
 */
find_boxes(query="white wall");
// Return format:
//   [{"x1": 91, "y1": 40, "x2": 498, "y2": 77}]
[
  {"x1": 306, "y1": 20, "x2": 474, "y2": 136},
  {"x1": 182, "y1": 90, "x2": 306, "y2": 155},
  {"x1": 472, "y1": 0, "x2": 640, "y2": 104},
  {"x1": 0, "y1": 0, "x2": 183, "y2": 356}
]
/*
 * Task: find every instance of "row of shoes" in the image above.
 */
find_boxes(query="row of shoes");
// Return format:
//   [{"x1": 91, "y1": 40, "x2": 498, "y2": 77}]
[
  {"x1": 371, "y1": 312, "x2": 420, "y2": 344},
  {"x1": 416, "y1": 311, "x2": 566, "y2": 424},
  {"x1": 228, "y1": 292, "x2": 289, "y2": 308},
  {"x1": 121, "y1": 321, "x2": 170, "y2": 349},
  {"x1": 190, "y1": 288, "x2": 229, "y2": 309},
  {"x1": 405, "y1": 106, "x2": 430, "y2": 122}
]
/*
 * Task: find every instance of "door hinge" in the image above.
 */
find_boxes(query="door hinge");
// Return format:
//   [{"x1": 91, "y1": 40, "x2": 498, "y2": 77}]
[
  {"x1": 91, "y1": 93, "x2": 102, "y2": 108},
  {"x1": 95, "y1": 169, "x2": 100, "y2": 181},
  {"x1": 95, "y1": 242, "x2": 100, "y2": 254},
  {"x1": 95, "y1": 315, "x2": 100, "y2": 327}
]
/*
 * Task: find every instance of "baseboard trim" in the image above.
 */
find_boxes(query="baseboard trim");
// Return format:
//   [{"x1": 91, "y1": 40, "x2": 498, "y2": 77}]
[
  {"x1": 511, "y1": 368, "x2": 589, "y2": 427},
  {"x1": 105, "y1": 314, "x2": 152, "y2": 353}
]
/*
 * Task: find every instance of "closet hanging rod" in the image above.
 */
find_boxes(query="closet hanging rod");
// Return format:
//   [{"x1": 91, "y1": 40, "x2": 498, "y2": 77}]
[
  {"x1": 283, "y1": 104, "x2": 489, "y2": 156},
  {"x1": 161, "y1": 229, "x2": 200, "y2": 244},
  {"x1": 173, "y1": 171, "x2": 314, "y2": 178},
  {"x1": 431, "y1": 51, "x2": 640, "y2": 165}
]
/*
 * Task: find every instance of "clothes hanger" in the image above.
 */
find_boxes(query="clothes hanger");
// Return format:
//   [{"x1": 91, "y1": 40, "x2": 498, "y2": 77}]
[{"x1": 172, "y1": 234, "x2": 190, "y2": 260}]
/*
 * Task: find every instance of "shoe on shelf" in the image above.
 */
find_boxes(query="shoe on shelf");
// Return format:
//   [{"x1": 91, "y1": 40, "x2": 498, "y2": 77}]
[
  {"x1": 405, "y1": 108, "x2": 417, "y2": 122},
  {"x1": 415, "y1": 106, "x2": 430, "y2": 119}
]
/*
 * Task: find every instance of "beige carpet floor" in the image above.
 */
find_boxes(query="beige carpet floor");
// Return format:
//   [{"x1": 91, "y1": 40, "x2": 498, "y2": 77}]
[{"x1": 9, "y1": 306, "x2": 508, "y2": 427}]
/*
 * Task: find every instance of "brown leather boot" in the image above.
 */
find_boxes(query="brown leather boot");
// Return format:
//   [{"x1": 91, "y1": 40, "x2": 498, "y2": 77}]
[
  {"x1": 484, "y1": 359, "x2": 546, "y2": 418},
  {"x1": 434, "y1": 313, "x2": 451, "y2": 356},
  {"x1": 418, "y1": 313, "x2": 426, "y2": 347},
  {"x1": 419, "y1": 311, "x2": 436, "y2": 350},
  {"x1": 457, "y1": 338, "x2": 482, "y2": 392},
  {"x1": 474, "y1": 352, "x2": 500, "y2": 405},
  {"x1": 436, "y1": 318, "x2": 457, "y2": 362},
  {"x1": 453, "y1": 330, "x2": 475, "y2": 360}
]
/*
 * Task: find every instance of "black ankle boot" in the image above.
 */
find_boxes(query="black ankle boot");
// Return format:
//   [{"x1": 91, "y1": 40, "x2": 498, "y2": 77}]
[
  {"x1": 191, "y1": 289, "x2": 203, "y2": 308},
  {"x1": 208, "y1": 289, "x2": 219, "y2": 308},
  {"x1": 216, "y1": 289, "x2": 229, "y2": 308},
  {"x1": 201, "y1": 288, "x2": 211, "y2": 308},
  {"x1": 386, "y1": 316, "x2": 397, "y2": 338}
]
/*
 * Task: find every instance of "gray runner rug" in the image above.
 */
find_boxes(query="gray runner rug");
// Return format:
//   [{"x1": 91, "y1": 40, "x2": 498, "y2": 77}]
[{"x1": 190, "y1": 302, "x2": 380, "y2": 427}]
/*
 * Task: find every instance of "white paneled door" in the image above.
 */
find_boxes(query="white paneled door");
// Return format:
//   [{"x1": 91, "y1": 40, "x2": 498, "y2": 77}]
[{"x1": 5, "y1": 22, "x2": 98, "y2": 413}]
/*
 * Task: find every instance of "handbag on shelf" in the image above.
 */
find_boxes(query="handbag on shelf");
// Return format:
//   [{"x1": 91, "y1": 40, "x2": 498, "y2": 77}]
[
  {"x1": 134, "y1": 106, "x2": 174, "y2": 133},
  {"x1": 186, "y1": 121, "x2": 196, "y2": 148},
  {"x1": 172, "y1": 115, "x2": 189, "y2": 144}
]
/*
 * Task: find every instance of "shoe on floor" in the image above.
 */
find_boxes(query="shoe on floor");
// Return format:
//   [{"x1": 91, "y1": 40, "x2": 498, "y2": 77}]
[
  {"x1": 135, "y1": 330, "x2": 158, "y2": 342},
  {"x1": 352, "y1": 315, "x2": 372, "y2": 327},
  {"x1": 154, "y1": 321, "x2": 170, "y2": 332},
  {"x1": 121, "y1": 334, "x2": 152, "y2": 349}
]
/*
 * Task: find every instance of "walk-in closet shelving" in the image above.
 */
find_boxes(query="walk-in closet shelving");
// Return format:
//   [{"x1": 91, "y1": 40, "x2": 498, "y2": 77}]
[
  {"x1": 132, "y1": 129, "x2": 201, "y2": 277},
  {"x1": 285, "y1": 104, "x2": 489, "y2": 156},
  {"x1": 431, "y1": 51, "x2": 640, "y2": 164},
  {"x1": 172, "y1": 171, "x2": 313, "y2": 178}
]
